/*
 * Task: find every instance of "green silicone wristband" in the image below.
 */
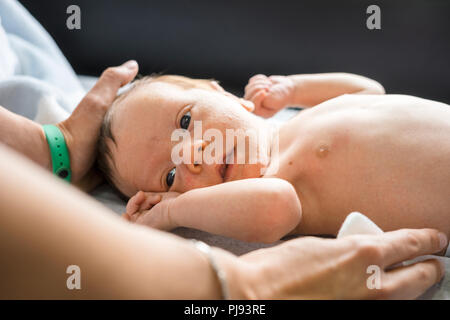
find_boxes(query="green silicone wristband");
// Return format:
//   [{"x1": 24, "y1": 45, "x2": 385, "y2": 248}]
[{"x1": 43, "y1": 124, "x2": 72, "y2": 182}]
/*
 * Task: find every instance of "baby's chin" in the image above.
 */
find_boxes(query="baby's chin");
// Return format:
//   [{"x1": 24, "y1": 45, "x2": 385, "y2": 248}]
[{"x1": 225, "y1": 162, "x2": 266, "y2": 182}]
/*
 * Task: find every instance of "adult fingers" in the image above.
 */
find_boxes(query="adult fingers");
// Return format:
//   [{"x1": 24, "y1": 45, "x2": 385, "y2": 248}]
[
  {"x1": 379, "y1": 229, "x2": 448, "y2": 268},
  {"x1": 382, "y1": 258, "x2": 444, "y2": 299},
  {"x1": 81, "y1": 60, "x2": 139, "y2": 111}
]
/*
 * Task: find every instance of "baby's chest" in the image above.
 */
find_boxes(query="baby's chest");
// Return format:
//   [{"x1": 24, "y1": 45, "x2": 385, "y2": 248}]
[{"x1": 266, "y1": 124, "x2": 384, "y2": 207}]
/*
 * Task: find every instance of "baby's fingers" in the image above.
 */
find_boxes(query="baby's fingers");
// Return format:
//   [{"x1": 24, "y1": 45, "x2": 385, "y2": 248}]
[
  {"x1": 245, "y1": 75, "x2": 270, "y2": 98},
  {"x1": 245, "y1": 84, "x2": 269, "y2": 101},
  {"x1": 247, "y1": 76, "x2": 271, "y2": 89},
  {"x1": 268, "y1": 75, "x2": 286, "y2": 84},
  {"x1": 248, "y1": 74, "x2": 269, "y2": 83},
  {"x1": 251, "y1": 90, "x2": 267, "y2": 111},
  {"x1": 126, "y1": 191, "x2": 146, "y2": 214},
  {"x1": 139, "y1": 193, "x2": 162, "y2": 211},
  {"x1": 245, "y1": 79, "x2": 270, "y2": 99}
]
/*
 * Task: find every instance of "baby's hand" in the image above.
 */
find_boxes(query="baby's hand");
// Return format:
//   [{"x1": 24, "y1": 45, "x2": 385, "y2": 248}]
[
  {"x1": 244, "y1": 74, "x2": 295, "y2": 118},
  {"x1": 122, "y1": 191, "x2": 179, "y2": 231}
]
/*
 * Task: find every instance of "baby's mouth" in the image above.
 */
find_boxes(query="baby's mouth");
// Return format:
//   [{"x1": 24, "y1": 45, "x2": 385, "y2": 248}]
[
  {"x1": 219, "y1": 162, "x2": 228, "y2": 180},
  {"x1": 219, "y1": 147, "x2": 235, "y2": 181}
]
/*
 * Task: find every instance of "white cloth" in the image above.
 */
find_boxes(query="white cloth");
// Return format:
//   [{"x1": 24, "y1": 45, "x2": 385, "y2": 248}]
[
  {"x1": 0, "y1": 0, "x2": 85, "y2": 124},
  {"x1": 337, "y1": 212, "x2": 450, "y2": 257}
]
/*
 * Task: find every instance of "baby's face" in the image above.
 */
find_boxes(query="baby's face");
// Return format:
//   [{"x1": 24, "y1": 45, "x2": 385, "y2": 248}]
[{"x1": 110, "y1": 81, "x2": 269, "y2": 197}]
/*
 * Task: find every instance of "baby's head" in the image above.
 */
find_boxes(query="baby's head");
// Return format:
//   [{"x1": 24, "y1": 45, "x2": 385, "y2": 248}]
[{"x1": 97, "y1": 75, "x2": 271, "y2": 199}]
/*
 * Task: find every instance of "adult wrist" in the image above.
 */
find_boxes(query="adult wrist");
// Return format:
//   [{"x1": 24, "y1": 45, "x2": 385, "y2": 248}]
[
  {"x1": 211, "y1": 247, "x2": 257, "y2": 299},
  {"x1": 190, "y1": 240, "x2": 251, "y2": 300},
  {"x1": 42, "y1": 124, "x2": 72, "y2": 182},
  {"x1": 37, "y1": 125, "x2": 52, "y2": 171}
]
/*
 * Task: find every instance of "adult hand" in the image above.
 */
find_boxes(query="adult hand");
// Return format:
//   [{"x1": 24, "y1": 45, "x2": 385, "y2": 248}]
[
  {"x1": 236, "y1": 228, "x2": 447, "y2": 299},
  {"x1": 56, "y1": 61, "x2": 138, "y2": 188}
]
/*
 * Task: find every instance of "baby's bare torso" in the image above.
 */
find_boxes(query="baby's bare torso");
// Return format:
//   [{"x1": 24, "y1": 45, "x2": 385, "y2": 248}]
[{"x1": 265, "y1": 94, "x2": 450, "y2": 236}]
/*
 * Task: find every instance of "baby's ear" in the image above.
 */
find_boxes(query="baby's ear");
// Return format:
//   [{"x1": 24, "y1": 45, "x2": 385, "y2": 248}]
[
  {"x1": 209, "y1": 80, "x2": 226, "y2": 92},
  {"x1": 210, "y1": 81, "x2": 255, "y2": 112},
  {"x1": 224, "y1": 92, "x2": 255, "y2": 112},
  {"x1": 239, "y1": 98, "x2": 255, "y2": 112}
]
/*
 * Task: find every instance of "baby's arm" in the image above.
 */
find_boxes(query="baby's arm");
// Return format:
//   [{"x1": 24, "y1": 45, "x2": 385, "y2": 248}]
[
  {"x1": 126, "y1": 178, "x2": 302, "y2": 243},
  {"x1": 245, "y1": 73, "x2": 385, "y2": 117},
  {"x1": 288, "y1": 73, "x2": 385, "y2": 107}
]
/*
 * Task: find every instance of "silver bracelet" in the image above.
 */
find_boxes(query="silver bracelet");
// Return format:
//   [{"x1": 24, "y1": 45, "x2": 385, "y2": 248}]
[{"x1": 190, "y1": 239, "x2": 230, "y2": 300}]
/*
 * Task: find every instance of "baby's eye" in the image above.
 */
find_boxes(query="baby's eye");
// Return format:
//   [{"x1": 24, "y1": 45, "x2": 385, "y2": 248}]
[
  {"x1": 166, "y1": 167, "x2": 176, "y2": 188},
  {"x1": 180, "y1": 111, "x2": 191, "y2": 129}
]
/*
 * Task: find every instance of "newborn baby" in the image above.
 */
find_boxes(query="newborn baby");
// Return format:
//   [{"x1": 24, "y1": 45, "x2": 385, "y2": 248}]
[{"x1": 97, "y1": 72, "x2": 450, "y2": 243}]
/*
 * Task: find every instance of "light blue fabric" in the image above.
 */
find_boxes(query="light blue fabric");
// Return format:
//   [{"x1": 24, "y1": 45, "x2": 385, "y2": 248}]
[{"x1": 0, "y1": 0, "x2": 85, "y2": 123}]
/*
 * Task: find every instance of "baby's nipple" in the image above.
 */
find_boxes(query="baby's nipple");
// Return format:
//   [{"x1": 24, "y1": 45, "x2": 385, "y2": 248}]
[{"x1": 316, "y1": 144, "x2": 329, "y2": 158}]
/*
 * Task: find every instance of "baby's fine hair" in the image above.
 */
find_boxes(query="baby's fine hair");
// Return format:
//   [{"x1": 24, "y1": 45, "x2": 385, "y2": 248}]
[{"x1": 96, "y1": 74, "x2": 216, "y2": 200}]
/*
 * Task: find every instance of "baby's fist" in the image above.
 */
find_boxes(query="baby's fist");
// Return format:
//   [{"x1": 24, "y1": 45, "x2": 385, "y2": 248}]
[
  {"x1": 244, "y1": 74, "x2": 295, "y2": 118},
  {"x1": 123, "y1": 191, "x2": 179, "y2": 231},
  {"x1": 124, "y1": 191, "x2": 162, "y2": 221}
]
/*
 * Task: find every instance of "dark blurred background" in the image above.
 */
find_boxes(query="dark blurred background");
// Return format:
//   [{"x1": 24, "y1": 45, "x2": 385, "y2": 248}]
[{"x1": 20, "y1": 0, "x2": 450, "y2": 103}]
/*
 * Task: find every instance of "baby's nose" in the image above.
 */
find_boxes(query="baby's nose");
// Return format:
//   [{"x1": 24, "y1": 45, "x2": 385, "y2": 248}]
[
  {"x1": 191, "y1": 139, "x2": 206, "y2": 165},
  {"x1": 182, "y1": 139, "x2": 207, "y2": 175}
]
